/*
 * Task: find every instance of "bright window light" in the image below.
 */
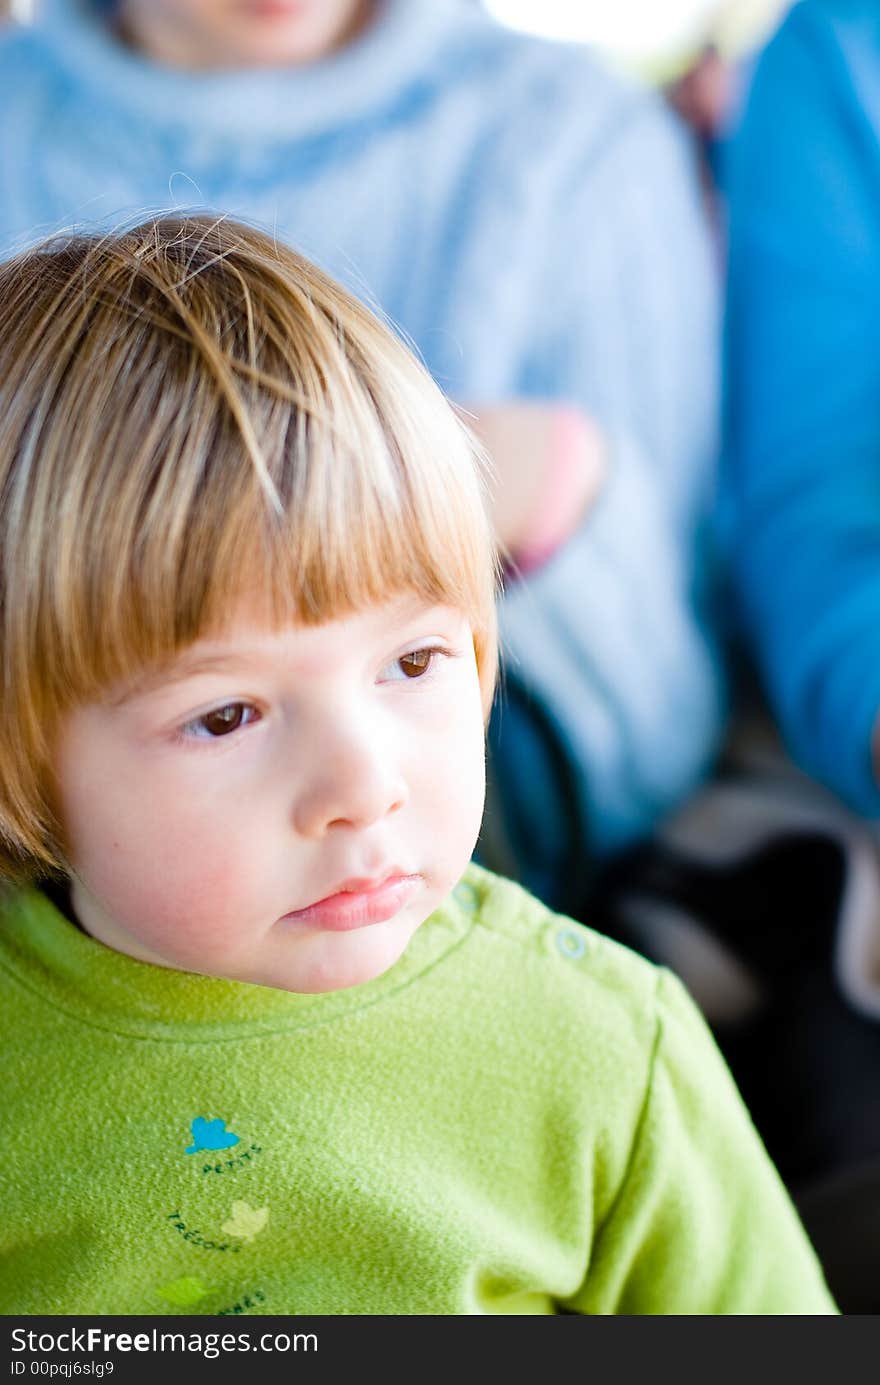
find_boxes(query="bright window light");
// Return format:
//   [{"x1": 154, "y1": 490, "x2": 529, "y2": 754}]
[
  {"x1": 484, "y1": 0, "x2": 717, "y2": 56},
  {"x1": 482, "y1": 1, "x2": 783, "y2": 64}
]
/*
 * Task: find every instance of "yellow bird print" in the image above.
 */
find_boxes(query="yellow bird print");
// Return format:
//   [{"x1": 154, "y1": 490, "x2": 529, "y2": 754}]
[{"x1": 221, "y1": 1200, "x2": 269, "y2": 1241}]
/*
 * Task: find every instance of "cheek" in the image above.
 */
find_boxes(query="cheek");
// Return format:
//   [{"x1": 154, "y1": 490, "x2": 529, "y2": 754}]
[
  {"x1": 60, "y1": 753, "x2": 262, "y2": 951},
  {"x1": 411, "y1": 682, "x2": 487, "y2": 867}
]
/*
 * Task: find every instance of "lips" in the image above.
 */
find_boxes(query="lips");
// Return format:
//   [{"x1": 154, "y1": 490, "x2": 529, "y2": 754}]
[
  {"x1": 240, "y1": 1, "x2": 306, "y2": 19},
  {"x1": 281, "y1": 872, "x2": 421, "y2": 932}
]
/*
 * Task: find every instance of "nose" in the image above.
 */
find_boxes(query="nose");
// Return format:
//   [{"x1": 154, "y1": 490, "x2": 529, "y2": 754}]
[{"x1": 291, "y1": 725, "x2": 409, "y2": 839}]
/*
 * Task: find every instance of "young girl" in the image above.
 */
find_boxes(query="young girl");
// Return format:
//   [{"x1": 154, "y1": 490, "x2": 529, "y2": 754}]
[
  {"x1": 0, "y1": 0, "x2": 723, "y2": 907},
  {"x1": 0, "y1": 216, "x2": 833, "y2": 1314}
]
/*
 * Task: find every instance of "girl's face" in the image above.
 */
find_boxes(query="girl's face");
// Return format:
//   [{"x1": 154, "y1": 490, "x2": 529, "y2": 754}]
[
  {"x1": 115, "y1": 0, "x2": 374, "y2": 70},
  {"x1": 53, "y1": 594, "x2": 487, "y2": 993}
]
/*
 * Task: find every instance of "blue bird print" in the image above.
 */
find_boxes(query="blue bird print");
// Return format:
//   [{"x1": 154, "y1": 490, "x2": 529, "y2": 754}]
[{"x1": 185, "y1": 1116, "x2": 240, "y2": 1154}]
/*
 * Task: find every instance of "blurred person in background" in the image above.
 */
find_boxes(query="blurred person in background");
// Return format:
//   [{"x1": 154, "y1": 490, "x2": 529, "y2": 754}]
[
  {"x1": 727, "y1": 0, "x2": 880, "y2": 868},
  {"x1": 0, "y1": 0, "x2": 721, "y2": 917},
  {"x1": 719, "y1": 0, "x2": 880, "y2": 1310}
]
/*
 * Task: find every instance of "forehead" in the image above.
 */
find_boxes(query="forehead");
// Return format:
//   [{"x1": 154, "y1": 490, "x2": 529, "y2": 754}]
[{"x1": 112, "y1": 594, "x2": 467, "y2": 703}]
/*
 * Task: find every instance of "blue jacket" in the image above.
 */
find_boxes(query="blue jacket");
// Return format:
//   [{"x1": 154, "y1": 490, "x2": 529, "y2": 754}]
[
  {"x1": 0, "y1": 0, "x2": 722, "y2": 901},
  {"x1": 726, "y1": 0, "x2": 880, "y2": 819}
]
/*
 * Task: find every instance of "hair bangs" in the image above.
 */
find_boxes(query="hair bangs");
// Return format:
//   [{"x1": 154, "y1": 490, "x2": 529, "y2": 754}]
[{"x1": 0, "y1": 215, "x2": 499, "y2": 881}]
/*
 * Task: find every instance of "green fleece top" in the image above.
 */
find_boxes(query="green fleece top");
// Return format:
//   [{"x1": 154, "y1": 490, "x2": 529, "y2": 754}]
[{"x1": 0, "y1": 864, "x2": 835, "y2": 1315}]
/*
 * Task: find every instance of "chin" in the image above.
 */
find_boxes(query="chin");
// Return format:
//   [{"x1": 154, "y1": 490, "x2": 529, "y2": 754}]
[
  {"x1": 292, "y1": 964, "x2": 388, "y2": 994},
  {"x1": 289, "y1": 916, "x2": 422, "y2": 994}
]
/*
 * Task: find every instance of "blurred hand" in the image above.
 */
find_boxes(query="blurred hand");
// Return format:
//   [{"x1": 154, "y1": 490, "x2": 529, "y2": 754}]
[
  {"x1": 667, "y1": 45, "x2": 735, "y2": 141},
  {"x1": 465, "y1": 401, "x2": 605, "y2": 565}
]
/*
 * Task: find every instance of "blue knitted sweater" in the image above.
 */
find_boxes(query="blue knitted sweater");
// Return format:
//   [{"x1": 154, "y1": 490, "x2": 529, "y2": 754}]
[{"x1": 726, "y1": 0, "x2": 880, "y2": 819}]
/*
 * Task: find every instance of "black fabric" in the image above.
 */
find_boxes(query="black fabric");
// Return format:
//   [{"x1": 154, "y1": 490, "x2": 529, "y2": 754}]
[{"x1": 796, "y1": 1160, "x2": 880, "y2": 1315}]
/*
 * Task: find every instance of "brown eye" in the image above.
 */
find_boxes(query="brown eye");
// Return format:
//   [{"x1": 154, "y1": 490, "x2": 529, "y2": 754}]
[
  {"x1": 398, "y1": 649, "x2": 435, "y2": 679},
  {"x1": 200, "y1": 704, "x2": 247, "y2": 736},
  {"x1": 179, "y1": 702, "x2": 259, "y2": 744}
]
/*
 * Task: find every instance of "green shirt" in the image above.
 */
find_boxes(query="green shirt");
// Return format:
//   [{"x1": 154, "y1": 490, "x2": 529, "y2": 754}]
[{"x1": 0, "y1": 864, "x2": 836, "y2": 1314}]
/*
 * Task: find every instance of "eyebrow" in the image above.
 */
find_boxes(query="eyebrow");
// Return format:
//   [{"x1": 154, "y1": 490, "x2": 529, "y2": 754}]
[{"x1": 108, "y1": 652, "x2": 258, "y2": 708}]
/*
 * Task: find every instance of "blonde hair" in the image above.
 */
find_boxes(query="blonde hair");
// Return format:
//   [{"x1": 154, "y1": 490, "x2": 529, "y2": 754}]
[{"x1": 0, "y1": 214, "x2": 499, "y2": 883}]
